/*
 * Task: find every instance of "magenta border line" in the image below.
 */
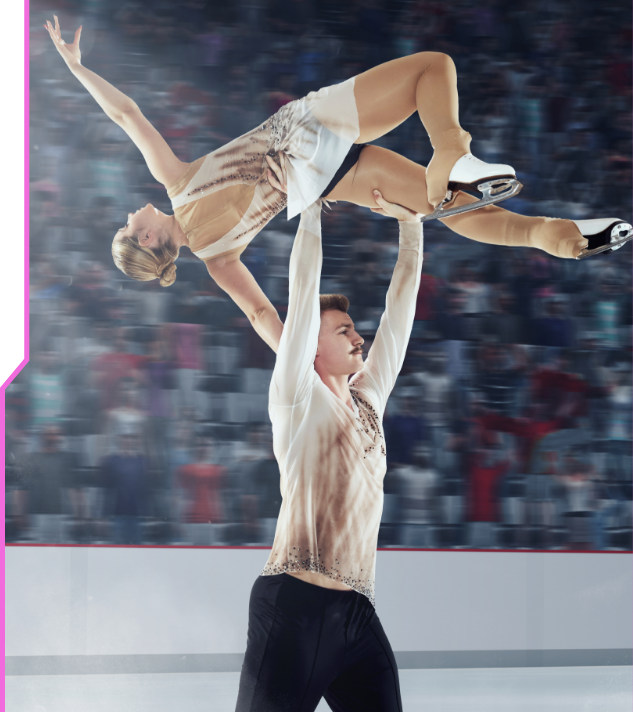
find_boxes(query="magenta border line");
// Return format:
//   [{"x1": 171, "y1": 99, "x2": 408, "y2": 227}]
[
  {"x1": 2, "y1": 0, "x2": 29, "y2": 702},
  {"x1": 5, "y1": 543, "x2": 632, "y2": 554},
  {"x1": 1, "y1": 6, "x2": 631, "y2": 688}
]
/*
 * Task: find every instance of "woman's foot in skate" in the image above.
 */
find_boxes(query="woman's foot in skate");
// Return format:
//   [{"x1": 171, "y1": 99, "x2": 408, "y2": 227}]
[
  {"x1": 574, "y1": 218, "x2": 633, "y2": 259},
  {"x1": 424, "y1": 128, "x2": 522, "y2": 222},
  {"x1": 530, "y1": 217, "x2": 633, "y2": 259}
]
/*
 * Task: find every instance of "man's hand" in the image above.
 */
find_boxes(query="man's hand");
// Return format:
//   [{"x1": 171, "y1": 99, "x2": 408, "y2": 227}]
[
  {"x1": 265, "y1": 153, "x2": 288, "y2": 194},
  {"x1": 371, "y1": 190, "x2": 421, "y2": 223}
]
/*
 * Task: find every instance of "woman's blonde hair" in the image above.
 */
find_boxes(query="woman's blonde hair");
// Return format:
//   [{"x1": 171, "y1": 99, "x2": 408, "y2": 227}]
[{"x1": 111, "y1": 228, "x2": 178, "y2": 287}]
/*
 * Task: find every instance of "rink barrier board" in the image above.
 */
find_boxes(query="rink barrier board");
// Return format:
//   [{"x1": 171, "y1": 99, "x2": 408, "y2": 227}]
[{"x1": 6, "y1": 547, "x2": 632, "y2": 663}]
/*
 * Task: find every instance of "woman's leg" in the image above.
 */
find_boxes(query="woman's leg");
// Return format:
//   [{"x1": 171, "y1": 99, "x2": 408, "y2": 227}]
[
  {"x1": 325, "y1": 145, "x2": 589, "y2": 259},
  {"x1": 352, "y1": 52, "x2": 472, "y2": 208}
]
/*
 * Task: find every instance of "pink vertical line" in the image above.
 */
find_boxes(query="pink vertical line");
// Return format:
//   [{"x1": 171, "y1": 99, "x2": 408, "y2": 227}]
[{"x1": 2, "y1": 0, "x2": 30, "y2": 694}]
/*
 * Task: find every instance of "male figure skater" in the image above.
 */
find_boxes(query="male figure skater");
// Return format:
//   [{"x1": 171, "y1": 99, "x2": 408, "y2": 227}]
[{"x1": 235, "y1": 190, "x2": 422, "y2": 711}]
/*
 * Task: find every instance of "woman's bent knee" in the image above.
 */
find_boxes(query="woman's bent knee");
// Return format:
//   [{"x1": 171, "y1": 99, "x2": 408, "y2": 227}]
[{"x1": 415, "y1": 50, "x2": 451, "y2": 68}]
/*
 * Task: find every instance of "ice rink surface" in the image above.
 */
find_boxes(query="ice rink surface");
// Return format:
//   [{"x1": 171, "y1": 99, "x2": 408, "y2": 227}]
[{"x1": 6, "y1": 665, "x2": 632, "y2": 712}]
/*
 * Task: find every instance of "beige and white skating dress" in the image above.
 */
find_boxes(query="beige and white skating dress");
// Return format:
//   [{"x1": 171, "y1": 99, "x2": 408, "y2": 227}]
[{"x1": 166, "y1": 77, "x2": 361, "y2": 261}]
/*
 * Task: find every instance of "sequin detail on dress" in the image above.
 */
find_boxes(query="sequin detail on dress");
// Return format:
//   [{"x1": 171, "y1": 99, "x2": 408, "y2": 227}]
[{"x1": 228, "y1": 191, "x2": 288, "y2": 243}]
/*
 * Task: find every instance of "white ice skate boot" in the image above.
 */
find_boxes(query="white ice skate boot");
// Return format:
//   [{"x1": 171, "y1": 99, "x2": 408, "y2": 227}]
[
  {"x1": 422, "y1": 153, "x2": 523, "y2": 223},
  {"x1": 574, "y1": 218, "x2": 633, "y2": 259}
]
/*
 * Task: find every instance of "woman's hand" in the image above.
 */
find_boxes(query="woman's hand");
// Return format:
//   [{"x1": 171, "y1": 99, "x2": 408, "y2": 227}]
[
  {"x1": 44, "y1": 15, "x2": 82, "y2": 69},
  {"x1": 370, "y1": 190, "x2": 421, "y2": 223},
  {"x1": 265, "y1": 153, "x2": 288, "y2": 194}
]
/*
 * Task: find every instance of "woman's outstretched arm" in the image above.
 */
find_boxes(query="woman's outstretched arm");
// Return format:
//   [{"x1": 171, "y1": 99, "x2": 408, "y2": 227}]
[
  {"x1": 206, "y1": 255, "x2": 283, "y2": 354},
  {"x1": 45, "y1": 16, "x2": 186, "y2": 187},
  {"x1": 45, "y1": 17, "x2": 134, "y2": 123}
]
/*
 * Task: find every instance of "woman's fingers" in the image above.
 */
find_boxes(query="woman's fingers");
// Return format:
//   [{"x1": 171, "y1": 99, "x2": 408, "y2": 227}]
[
  {"x1": 266, "y1": 155, "x2": 287, "y2": 192},
  {"x1": 267, "y1": 168, "x2": 282, "y2": 192},
  {"x1": 47, "y1": 18, "x2": 61, "y2": 43},
  {"x1": 266, "y1": 155, "x2": 283, "y2": 183},
  {"x1": 278, "y1": 152, "x2": 286, "y2": 189},
  {"x1": 45, "y1": 21, "x2": 59, "y2": 44}
]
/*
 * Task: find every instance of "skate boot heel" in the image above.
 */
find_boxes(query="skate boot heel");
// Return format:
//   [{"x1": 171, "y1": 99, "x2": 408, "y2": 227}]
[
  {"x1": 575, "y1": 219, "x2": 633, "y2": 260},
  {"x1": 421, "y1": 153, "x2": 523, "y2": 223}
]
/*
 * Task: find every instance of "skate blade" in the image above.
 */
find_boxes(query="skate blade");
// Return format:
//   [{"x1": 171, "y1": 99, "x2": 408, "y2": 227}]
[
  {"x1": 576, "y1": 223, "x2": 633, "y2": 260},
  {"x1": 421, "y1": 178, "x2": 523, "y2": 223}
]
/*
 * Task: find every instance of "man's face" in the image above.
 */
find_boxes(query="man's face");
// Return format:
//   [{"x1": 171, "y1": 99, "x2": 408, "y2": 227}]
[{"x1": 315, "y1": 310, "x2": 364, "y2": 377}]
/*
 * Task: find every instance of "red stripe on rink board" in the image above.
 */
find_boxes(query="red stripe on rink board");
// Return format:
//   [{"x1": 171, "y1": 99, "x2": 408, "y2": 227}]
[{"x1": 4, "y1": 543, "x2": 632, "y2": 553}]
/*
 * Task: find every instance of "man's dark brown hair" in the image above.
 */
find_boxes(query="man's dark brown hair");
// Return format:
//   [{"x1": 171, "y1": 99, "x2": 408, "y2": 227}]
[{"x1": 319, "y1": 294, "x2": 349, "y2": 314}]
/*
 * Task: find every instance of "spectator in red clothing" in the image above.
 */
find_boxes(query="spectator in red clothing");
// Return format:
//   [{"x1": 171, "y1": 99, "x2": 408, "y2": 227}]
[
  {"x1": 90, "y1": 327, "x2": 146, "y2": 416},
  {"x1": 473, "y1": 397, "x2": 568, "y2": 477},
  {"x1": 178, "y1": 435, "x2": 226, "y2": 546},
  {"x1": 530, "y1": 349, "x2": 607, "y2": 421},
  {"x1": 465, "y1": 434, "x2": 510, "y2": 549}
]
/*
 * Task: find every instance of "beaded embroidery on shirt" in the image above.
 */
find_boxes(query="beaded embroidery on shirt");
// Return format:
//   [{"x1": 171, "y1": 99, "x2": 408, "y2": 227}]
[
  {"x1": 260, "y1": 548, "x2": 376, "y2": 608},
  {"x1": 350, "y1": 389, "x2": 386, "y2": 458}
]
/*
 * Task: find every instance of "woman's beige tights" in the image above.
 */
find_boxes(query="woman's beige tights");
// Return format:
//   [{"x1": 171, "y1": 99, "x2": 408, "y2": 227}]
[
  {"x1": 325, "y1": 145, "x2": 589, "y2": 259},
  {"x1": 341, "y1": 52, "x2": 587, "y2": 258},
  {"x1": 352, "y1": 51, "x2": 477, "y2": 209}
]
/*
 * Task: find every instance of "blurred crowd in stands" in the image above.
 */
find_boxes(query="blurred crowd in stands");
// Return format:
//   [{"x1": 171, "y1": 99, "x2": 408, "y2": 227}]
[{"x1": 7, "y1": 0, "x2": 631, "y2": 550}]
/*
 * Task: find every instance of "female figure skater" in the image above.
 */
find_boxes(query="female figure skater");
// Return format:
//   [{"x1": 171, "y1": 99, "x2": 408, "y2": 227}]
[{"x1": 45, "y1": 17, "x2": 632, "y2": 354}]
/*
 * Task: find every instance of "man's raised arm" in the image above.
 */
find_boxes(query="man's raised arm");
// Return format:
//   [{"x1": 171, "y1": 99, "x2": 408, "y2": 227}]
[
  {"x1": 269, "y1": 201, "x2": 324, "y2": 407},
  {"x1": 352, "y1": 194, "x2": 424, "y2": 414}
]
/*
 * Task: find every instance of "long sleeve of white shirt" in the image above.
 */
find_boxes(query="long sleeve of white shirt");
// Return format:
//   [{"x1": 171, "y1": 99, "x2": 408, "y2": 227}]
[
  {"x1": 269, "y1": 200, "x2": 323, "y2": 408},
  {"x1": 350, "y1": 220, "x2": 424, "y2": 415}
]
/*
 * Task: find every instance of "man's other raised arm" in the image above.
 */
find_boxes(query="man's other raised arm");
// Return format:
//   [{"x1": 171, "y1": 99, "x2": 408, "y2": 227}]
[
  {"x1": 352, "y1": 219, "x2": 424, "y2": 414},
  {"x1": 269, "y1": 201, "x2": 323, "y2": 406}
]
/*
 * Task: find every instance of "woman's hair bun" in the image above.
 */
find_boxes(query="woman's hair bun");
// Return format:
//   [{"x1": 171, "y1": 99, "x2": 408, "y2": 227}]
[{"x1": 158, "y1": 262, "x2": 177, "y2": 287}]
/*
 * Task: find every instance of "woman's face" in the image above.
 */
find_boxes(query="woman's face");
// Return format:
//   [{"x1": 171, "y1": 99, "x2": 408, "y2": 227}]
[{"x1": 113, "y1": 204, "x2": 165, "y2": 249}]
